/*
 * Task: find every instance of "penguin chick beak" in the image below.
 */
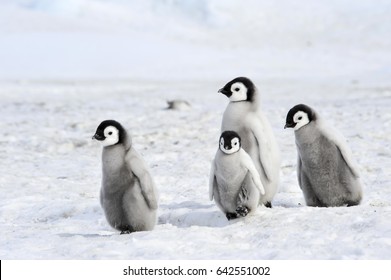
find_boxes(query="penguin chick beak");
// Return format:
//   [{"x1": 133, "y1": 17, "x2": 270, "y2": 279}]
[
  {"x1": 284, "y1": 122, "x2": 295, "y2": 129},
  {"x1": 92, "y1": 133, "x2": 105, "y2": 141},
  {"x1": 218, "y1": 88, "x2": 231, "y2": 97}
]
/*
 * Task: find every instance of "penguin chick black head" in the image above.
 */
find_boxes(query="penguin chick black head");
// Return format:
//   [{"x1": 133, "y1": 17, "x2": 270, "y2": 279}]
[
  {"x1": 218, "y1": 77, "x2": 256, "y2": 102},
  {"x1": 92, "y1": 120, "x2": 127, "y2": 147},
  {"x1": 219, "y1": 131, "x2": 241, "y2": 154},
  {"x1": 284, "y1": 104, "x2": 317, "y2": 131}
]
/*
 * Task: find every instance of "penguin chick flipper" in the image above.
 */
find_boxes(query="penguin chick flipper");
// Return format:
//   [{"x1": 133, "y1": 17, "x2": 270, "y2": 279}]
[
  {"x1": 240, "y1": 149, "x2": 265, "y2": 195},
  {"x1": 335, "y1": 142, "x2": 360, "y2": 178},
  {"x1": 297, "y1": 154, "x2": 303, "y2": 189},
  {"x1": 247, "y1": 115, "x2": 274, "y2": 182},
  {"x1": 318, "y1": 121, "x2": 360, "y2": 178},
  {"x1": 209, "y1": 160, "x2": 217, "y2": 200},
  {"x1": 125, "y1": 149, "x2": 158, "y2": 210}
]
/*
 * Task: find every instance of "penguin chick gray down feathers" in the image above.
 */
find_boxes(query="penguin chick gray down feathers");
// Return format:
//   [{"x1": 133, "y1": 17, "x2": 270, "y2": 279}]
[
  {"x1": 210, "y1": 131, "x2": 265, "y2": 220},
  {"x1": 285, "y1": 104, "x2": 363, "y2": 207},
  {"x1": 219, "y1": 77, "x2": 281, "y2": 208},
  {"x1": 93, "y1": 120, "x2": 158, "y2": 233}
]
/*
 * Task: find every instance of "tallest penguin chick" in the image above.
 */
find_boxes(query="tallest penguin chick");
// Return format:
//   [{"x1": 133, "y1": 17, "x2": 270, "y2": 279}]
[
  {"x1": 219, "y1": 77, "x2": 281, "y2": 207},
  {"x1": 285, "y1": 104, "x2": 363, "y2": 207},
  {"x1": 93, "y1": 120, "x2": 158, "y2": 233}
]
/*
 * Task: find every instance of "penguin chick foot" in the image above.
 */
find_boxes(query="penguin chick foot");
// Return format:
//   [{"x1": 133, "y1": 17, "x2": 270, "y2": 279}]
[
  {"x1": 346, "y1": 200, "x2": 360, "y2": 207},
  {"x1": 264, "y1": 201, "x2": 272, "y2": 208},
  {"x1": 226, "y1": 212, "x2": 239, "y2": 220},
  {"x1": 120, "y1": 230, "x2": 132, "y2": 235},
  {"x1": 236, "y1": 206, "x2": 249, "y2": 217}
]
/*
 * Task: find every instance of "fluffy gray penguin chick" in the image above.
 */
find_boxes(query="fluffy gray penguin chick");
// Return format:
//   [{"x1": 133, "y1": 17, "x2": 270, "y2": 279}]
[
  {"x1": 210, "y1": 131, "x2": 265, "y2": 220},
  {"x1": 219, "y1": 77, "x2": 281, "y2": 208},
  {"x1": 285, "y1": 104, "x2": 363, "y2": 207},
  {"x1": 93, "y1": 120, "x2": 158, "y2": 233}
]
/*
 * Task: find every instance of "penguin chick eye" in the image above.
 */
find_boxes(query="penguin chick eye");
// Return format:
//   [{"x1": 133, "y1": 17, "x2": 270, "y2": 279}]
[
  {"x1": 234, "y1": 88, "x2": 240, "y2": 92},
  {"x1": 298, "y1": 116, "x2": 303, "y2": 120},
  {"x1": 108, "y1": 131, "x2": 113, "y2": 135}
]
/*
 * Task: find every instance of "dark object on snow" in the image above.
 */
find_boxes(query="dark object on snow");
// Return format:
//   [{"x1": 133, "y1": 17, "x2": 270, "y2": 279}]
[{"x1": 166, "y1": 100, "x2": 191, "y2": 111}]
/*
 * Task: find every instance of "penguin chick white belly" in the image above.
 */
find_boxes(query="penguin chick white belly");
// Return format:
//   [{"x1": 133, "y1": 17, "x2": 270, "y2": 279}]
[
  {"x1": 214, "y1": 152, "x2": 248, "y2": 213},
  {"x1": 296, "y1": 126, "x2": 362, "y2": 206},
  {"x1": 101, "y1": 146, "x2": 156, "y2": 232}
]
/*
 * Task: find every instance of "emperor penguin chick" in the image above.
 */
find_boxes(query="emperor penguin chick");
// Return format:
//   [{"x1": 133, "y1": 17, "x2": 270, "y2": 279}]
[
  {"x1": 285, "y1": 104, "x2": 363, "y2": 207},
  {"x1": 93, "y1": 120, "x2": 158, "y2": 233},
  {"x1": 219, "y1": 77, "x2": 280, "y2": 208},
  {"x1": 209, "y1": 131, "x2": 266, "y2": 220}
]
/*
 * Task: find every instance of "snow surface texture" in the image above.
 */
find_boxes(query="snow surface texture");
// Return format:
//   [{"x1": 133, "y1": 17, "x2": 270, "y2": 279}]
[{"x1": 0, "y1": 0, "x2": 390, "y2": 259}]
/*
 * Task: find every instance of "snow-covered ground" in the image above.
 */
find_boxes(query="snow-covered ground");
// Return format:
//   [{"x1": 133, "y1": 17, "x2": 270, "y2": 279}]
[{"x1": 0, "y1": 0, "x2": 390, "y2": 259}]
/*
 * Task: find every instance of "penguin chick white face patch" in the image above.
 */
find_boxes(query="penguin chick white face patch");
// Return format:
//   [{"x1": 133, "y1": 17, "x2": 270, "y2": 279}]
[
  {"x1": 230, "y1": 137, "x2": 241, "y2": 153},
  {"x1": 293, "y1": 111, "x2": 310, "y2": 131},
  {"x1": 229, "y1": 82, "x2": 247, "y2": 102},
  {"x1": 220, "y1": 137, "x2": 240, "y2": 154},
  {"x1": 101, "y1": 126, "x2": 119, "y2": 147}
]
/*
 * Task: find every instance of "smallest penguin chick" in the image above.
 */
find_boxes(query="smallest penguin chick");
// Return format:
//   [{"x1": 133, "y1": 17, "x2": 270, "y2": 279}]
[
  {"x1": 93, "y1": 120, "x2": 158, "y2": 234},
  {"x1": 209, "y1": 131, "x2": 265, "y2": 220}
]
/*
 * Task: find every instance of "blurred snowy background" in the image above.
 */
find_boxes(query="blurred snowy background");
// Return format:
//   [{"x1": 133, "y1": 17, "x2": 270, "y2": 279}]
[
  {"x1": 0, "y1": 0, "x2": 390, "y2": 82},
  {"x1": 0, "y1": 0, "x2": 390, "y2": 259}
]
